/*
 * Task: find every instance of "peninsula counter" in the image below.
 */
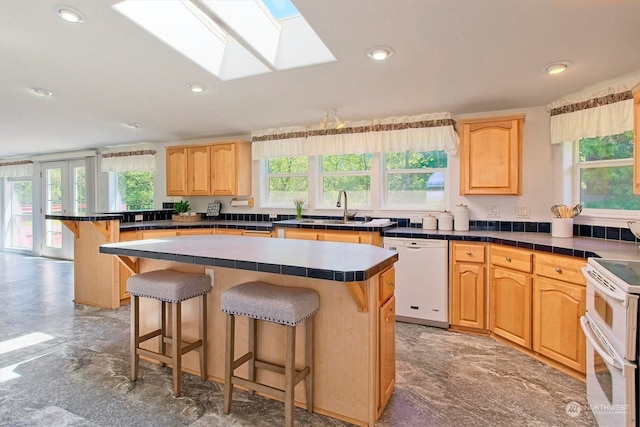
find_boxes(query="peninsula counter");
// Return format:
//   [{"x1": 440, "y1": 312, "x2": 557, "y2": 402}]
[{"x1": 100, "y1": 235, "x2": 398, "y2": 426}]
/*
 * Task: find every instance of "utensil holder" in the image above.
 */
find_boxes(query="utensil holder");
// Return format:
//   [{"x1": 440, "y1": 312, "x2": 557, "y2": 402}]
[{"x1": 551, "y1": 217, "x2": 573, "y2": 238}]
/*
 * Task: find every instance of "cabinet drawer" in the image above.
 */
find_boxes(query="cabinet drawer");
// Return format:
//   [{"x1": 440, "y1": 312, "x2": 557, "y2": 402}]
[
  {"x1": 453, "y1": 243, "x2": 485, "y2": 263},
  {"x1": 379, "y1": 266, "x2": 395, "y2": 304},
  {"x1": 534, "y1": 253, "x2": 586, "y2": 285},
  {"x1": 490, "y1": 245, "x2": 533, "y2": 273}
]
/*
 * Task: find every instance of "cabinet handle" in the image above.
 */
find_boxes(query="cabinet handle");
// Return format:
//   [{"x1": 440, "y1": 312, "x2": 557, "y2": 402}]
[
  {"x1": 387, "y1": 281, "x2": 394, "y2": 287},
  {"x1": 506, "y1": 256, "x2": 511, "y2": 262},
  {"x1": 466, "y1": 251, "x2": 472, "y2": 256},
  {"x1": 555, "y1": 267, "x2": 562, "y2": 273}
]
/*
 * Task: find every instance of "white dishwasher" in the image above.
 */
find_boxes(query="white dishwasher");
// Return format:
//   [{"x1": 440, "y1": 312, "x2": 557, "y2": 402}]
[{"x1": 383, "y1": 237, "x2": 449, "y2": 328}]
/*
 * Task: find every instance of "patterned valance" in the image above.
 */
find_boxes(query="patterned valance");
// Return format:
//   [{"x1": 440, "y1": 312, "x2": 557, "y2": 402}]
[
  {"x1": 546, "y1": 72, "x2": 639, "y2": 144},
  {"x1": 0, "y1": 160, "x2": 33, "y2": 178},
  {"x1": 252, "y1": 113, "x2": 459, "y2": 159},
  {"x1": 100, "y1": 144, "x2": 157, "y2": 171}
]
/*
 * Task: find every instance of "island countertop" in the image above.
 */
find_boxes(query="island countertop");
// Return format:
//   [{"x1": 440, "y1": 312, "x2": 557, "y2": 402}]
[{"x1": 100, "y1": 234, "x2": 398, "y2": 282}]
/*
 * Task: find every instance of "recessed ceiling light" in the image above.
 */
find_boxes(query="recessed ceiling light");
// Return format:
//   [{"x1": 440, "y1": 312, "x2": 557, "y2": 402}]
[
  {"x1": 543, "y1": 61, "x2": 573, "y2": 75},
  {"x1": 124, "y1": 122, "x2": 141, "y2": 130},
  {"x1": 188, "y1": 83, "x2": 207, "y2": 93},
  {"x1": 55, "y1": 5, "x2": 86, "y2": 23},
  {"x1": 367, "y1": 46, "x2": 393, "y2": 61},
  {"x1": 32, "y1": 88, "x2": 53, "y2": 98}
]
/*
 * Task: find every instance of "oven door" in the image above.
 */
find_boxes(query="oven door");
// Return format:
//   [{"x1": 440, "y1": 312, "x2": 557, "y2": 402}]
[
  {"x1": 581, "y1": 314, "x2": 637, "y2": 427},
  {"x1": 583, "y1": 266, "x2": 639, "y2": 361}
]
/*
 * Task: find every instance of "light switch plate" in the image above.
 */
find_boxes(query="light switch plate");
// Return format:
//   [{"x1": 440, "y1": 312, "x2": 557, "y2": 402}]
[
  {"x1": 269, "y1": 213, "x2": 278, "y2": 219},
  {"x1": 515, "y1": 206, "x2": 530, "y2": 218},
  {"x1": 486, "y1": 205, "x2": 499, "y2": 218},
  {"x1": 134, "y1": 214, "x2": 143, "y2": 221}
]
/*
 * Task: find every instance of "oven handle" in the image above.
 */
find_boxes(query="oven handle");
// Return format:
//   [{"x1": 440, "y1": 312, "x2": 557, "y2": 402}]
[
  {"x1": 582, "y1": 266, "x2": 627, "y2": 303},
  {"x1": 580, "y1": 315, "x2": 623, "y2": 370}
]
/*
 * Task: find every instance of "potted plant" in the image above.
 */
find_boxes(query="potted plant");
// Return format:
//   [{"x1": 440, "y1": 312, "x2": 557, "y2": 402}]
[
  {"x1": 172, "y1": 200, "x2": 200, "y2": 222},
  {"x1": 174, "y1": 200, "x2": 190, "y2": 216}
]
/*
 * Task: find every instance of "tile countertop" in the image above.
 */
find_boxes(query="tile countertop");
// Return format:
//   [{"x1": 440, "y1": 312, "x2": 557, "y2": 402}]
[
  {"x1": 100, "y1": 234, "x2": 398, "y2": 282},
  {"x1": 385, "y1": 227, "x2": 640, "y2": 260},
  {"x1": 119, "y1": 219, "x2": 272, "y2": 232}
]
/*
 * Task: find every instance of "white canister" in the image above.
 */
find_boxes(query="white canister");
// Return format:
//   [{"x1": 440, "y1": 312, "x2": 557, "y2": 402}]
[
  {"x1": 438, "y1": 211, "x2": 454, "y2": 231},
  {"x1": 453, "y1": 204, "x2": 470, "y2": 231},
  {"x1": 422, "y1": 214, "x2": 437, "y2": 230}
]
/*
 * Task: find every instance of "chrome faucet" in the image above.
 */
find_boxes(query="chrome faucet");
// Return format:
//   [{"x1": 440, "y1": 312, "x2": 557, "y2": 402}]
[{"x1": 336, "y1": 190, "x2": 348, "y2": 222}]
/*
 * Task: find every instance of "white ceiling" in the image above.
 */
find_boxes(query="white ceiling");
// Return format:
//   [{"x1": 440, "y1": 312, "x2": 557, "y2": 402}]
[{"x1": 1, "y1": 0, "x2": 639, "y2": 159}]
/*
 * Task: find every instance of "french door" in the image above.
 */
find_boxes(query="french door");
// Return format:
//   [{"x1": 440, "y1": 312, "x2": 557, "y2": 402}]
[{"x1": 41, "y1": 160, "x2": 86, "y2": 259}]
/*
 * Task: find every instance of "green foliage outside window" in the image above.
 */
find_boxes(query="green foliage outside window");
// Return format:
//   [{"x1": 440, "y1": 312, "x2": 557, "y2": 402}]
[
  {"x1": 578, "y1": 131, "x2": 640, "y2": 210},
  {"x1": 117, "y1": 171, "x2": 154, "y2": 210},
  {"x1": 385, "y1": 150, "x2": 447, "y2": 207},
  {"x1": 321, "y1": 154, "x2": 372, "y2": 206},
  {"x1": 267, "y1": 157, "x2": 308, "y2": 204}
]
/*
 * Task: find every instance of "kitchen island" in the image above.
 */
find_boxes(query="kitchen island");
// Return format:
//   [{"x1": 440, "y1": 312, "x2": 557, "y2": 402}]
[{"x1": 100, "y1": 234, "x2": 398, "y2": 427}]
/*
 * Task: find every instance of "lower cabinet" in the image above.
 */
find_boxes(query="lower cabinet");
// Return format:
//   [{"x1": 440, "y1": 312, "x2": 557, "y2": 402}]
[
  {"x1": 280, "y1": 228, "x2": 382, "y2": 246},
  {"x1": 450, "y1": 243, "x2": 487, "y2": 331},
  {"x1": 490, "y1": 266, "x2": 532, "y2": 348}
]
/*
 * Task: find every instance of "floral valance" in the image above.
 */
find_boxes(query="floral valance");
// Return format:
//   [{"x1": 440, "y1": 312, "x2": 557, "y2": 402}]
[
  {"x1": 100, "y1": 143, "x2": 157, "y2": 172},
  {"x1": 251, "y1": 112, "x2": 459, "y2": 159},
  {"x1": 0, "y1": 160, "x2": 33, "y2": 178},
  {"x1": 546, "y1": 72, "x2": 639, "y2": 144}
]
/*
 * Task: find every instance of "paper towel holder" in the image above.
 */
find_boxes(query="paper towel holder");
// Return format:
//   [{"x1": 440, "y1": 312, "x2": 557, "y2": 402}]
[{"x1": 230, "y1": 197, "x2": 254, "y2": 208}]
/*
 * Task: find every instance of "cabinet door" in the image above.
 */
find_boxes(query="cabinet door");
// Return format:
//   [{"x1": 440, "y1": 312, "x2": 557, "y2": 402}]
[
  {"x1": 379, "y1": 295, "x2": 395, "y2": 411},
  {"x1": 214, "y1": 228, "x2": 244, "y2": 235},
  {"x1": 460, "y1": 116, "x2": 523, "y2": 195},
  {"x1": 141, "y1": 230, "x2": 178, "y2": 239},
  {"x1": 533, "y1": 278, "x2": 586, "y2": 373},
  {"x1": 187, "y1": 145, "x2": 211, "y2": 195},
  {"x1": 451, "y1": 262, "x2": 486, "y2": 330},
  {"x1": 211, "y1": 143, "x2": 237, "y2": 196},
  {"x1": 319, "y1": 231, "x2": 361, "y2": 243},
  {"x1": 284, "y1": 229, "x2": 318, "y2": 240},
  {"x1": 178, "y1": 229, "x2": 212, "y2": 236},
  {"x1": 166, "y1": 147, "x2": 188, "y2": 196},
  {"x1": 490, "y1": 266, "x2": 532, "y2": 348}
]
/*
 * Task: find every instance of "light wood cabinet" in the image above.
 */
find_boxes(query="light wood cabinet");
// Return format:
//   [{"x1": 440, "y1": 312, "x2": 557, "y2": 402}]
[
  {"x1": 379, "y1": 265, "x2": 395, "y2": 304},
  {"x1": 450, "y1": 243, "x2": 487, "y2": 331},
  {"x1": 490, "y1": 264, "x2": 532, "y2": 348},
  {"x1": 633, "y1": 84, "x2": 640, "y2": 194},
  {"x1": 210, "y1": 142, "x2": 252, "y2": 196},
  {"x1": 533, "y1": 277, "x2": 586, "y2": 373},
  {"x1": 141, "y1": 229, "x2": 178, "y2": 239},
  {"x1": 280, "y1": 227, "x2": 382, "y2": 246},
  {"x1": 166, "y1": 147, "x2": 188, "y2": 196},
  {"x1": 165, "y1": 141, "x2": 251, "y2": 196},
  {"x1": 187, "y1": 145, "x2": 211, "y2": 195},
  {"x1": 459, "y1": 114, "x2": 524, "y2": 195}
]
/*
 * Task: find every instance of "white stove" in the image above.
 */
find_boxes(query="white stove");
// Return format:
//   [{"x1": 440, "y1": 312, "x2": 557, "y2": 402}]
[{"x1": 581, "y1": 257, "x2": 640, "y2": 427}]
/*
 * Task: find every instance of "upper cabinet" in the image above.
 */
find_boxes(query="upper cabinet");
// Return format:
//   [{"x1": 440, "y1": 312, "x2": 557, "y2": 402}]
[
  {"x1": 633, "y1": 84, "x2": 640, "y2": 195},
  {"x1": 166, "y1": 140, "x2": 252, "y2": 196},
  {"x1": 459, "y1": 114, "x2": 525, "y2": 195}
]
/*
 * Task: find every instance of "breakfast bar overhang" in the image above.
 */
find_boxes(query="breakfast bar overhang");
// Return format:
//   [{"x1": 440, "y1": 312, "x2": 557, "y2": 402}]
[{"x1": 100, "y1": 234, "x2": 398, "y2": 426}]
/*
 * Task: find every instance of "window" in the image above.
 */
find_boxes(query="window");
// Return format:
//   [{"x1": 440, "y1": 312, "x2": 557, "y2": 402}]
[
  {"x1": 384, "y1": 150, "x2": 447, "y2": 209},
  {"x1": 265, "y1": 156, "x2": 308, "y2": 206},
  {"x1": 4, "y1": 178, "x2": 33, "y2": 250},
  {"x1": 111, "y1": 171, "x2": 154, "y2": 211},
  {"x1": 576, "y1": 130, "x2": 640, "y2": 211},
  {"x1": 320, "y1": 154, "x2": 372, "y2": 207}
]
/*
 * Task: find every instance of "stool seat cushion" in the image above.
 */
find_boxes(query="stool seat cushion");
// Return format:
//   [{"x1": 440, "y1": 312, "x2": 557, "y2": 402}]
[
  {"x1": 127, "y1": 270, "x2": 211, "y2": 303},
  {"x1": 221, "y1": 282, "x2": 319, "y2": 326}
]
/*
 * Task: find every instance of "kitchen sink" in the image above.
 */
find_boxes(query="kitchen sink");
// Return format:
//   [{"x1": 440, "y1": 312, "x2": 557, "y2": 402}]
[{"x1": 299, "y1": 219, "x2": 365, "y2": 225}]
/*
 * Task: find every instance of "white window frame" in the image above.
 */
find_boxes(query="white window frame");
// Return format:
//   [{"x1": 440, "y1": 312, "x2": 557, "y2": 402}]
[
  {"x1": 316, "y1": 154, "x2": 373, "y2": 210},
  {"x1": 262, "y1": 156, "x2": 310, "y2": 208}
]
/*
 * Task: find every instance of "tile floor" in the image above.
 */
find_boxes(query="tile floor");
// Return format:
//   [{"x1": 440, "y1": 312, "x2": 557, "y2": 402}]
[{"x1": 0, "y1": 252, "x2": 597, "y2": 426}]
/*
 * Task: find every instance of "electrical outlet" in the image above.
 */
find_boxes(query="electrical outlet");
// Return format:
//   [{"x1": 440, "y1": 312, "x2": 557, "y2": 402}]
[
  {"x1": 134, "y1": 214, "x2": 143, "y2": 221},
  {"x1": 486, "y1": 205, "x2": 499, "y2": 218},
  {"x1": 269, "y1": 213, "x2": 278, "y2": 219},
  {"x1": 516, "y1": 206, "x2": 530, "y2": 218},
  {"x1": 410, "y1": 215, "x2": 423, "y2": 224}
]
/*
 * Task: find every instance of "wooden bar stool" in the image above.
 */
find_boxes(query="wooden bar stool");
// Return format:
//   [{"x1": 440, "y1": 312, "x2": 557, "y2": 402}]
[
  {"x1": 127, "y1": 270, "x2": 211, "y2": 396},
  {"x1": 221, "y1": 281, "x2": 319, "y2": 427}
]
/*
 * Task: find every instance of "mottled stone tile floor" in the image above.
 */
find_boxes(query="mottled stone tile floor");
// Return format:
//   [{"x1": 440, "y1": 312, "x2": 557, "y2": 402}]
[{"x1": 0, "y1": 253, "x2": 597, "y2": 426}]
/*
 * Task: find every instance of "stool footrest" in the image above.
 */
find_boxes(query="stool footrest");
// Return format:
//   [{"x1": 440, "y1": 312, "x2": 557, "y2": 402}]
[
  {"x1": 254, "y1": 360, "x2": 310, "y2": 386},
  {"x1": 139, "y1": 329, "x2": 162, "y2": 343},
  {"x1": 232, "y1": 376, "x2": 285, "y2": 401},
  {"x1": 232, "y1": 352, "x2": 253, "y2": 370},
  {"x1": 137, "y1": 348, "x2": 173, "y2": 365}
]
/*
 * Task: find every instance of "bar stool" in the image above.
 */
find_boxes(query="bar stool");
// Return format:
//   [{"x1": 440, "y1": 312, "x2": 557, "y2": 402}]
[
  {"x1": 127, "y1": 269, "x2": 211, "y2": 396},
  {"x1": 221, "y1": 281, "x2": 319, "y2": 427}
]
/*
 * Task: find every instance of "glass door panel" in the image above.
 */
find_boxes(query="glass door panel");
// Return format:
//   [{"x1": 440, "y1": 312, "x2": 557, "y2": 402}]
[{"x1": 4, "y1": 178, "x2": 33, "y2": 250}]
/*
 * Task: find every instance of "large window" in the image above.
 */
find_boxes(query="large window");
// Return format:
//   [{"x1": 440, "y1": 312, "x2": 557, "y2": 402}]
[
  {"x1": 320, "y1": 154, "x2": 372, "y2": 207},
  {"x1": 384, "y1": 150, "x2": 447, "y2": 209},
  {"x1": 265, "y1": 156, "x2": 308, "y2": 206},
  {"x1": 576, "y1": 130, "x2": 640, "y2": 212},
  {"x1": 4, "y1": 178, "x2": 33, "y2": 250},
  {"x1": 111, "y1": 171, "x2": 154, "y2": 211}
]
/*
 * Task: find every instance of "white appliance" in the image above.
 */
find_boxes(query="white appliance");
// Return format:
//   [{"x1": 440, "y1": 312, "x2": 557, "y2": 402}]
[
  {"x1": 383, "y1": 237, "x2": 448, "y2": 328},
  {"x1": 581, "y1": 258, "x2": 640, "y2": 427}
]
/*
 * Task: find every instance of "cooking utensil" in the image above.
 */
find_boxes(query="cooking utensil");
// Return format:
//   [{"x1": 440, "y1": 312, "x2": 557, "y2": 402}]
[
  {"x1": 572, "y1": 204, "x2": 582, "y2": 217},
  {"x1": 551, "y1": 205, "x2": 562, "y2": 218}
]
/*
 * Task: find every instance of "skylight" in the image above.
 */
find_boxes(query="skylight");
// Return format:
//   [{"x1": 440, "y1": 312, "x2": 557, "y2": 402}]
[{"x1": 113, "y1": 0, "x2": 334, "y2": 81}]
